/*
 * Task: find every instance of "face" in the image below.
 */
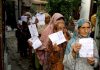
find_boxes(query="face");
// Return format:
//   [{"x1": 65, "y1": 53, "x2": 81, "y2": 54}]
[
  {"x1": 55, "y1": 22, "x2": 69, "y2": 40},
  {"x1": 45, "y1": 16, "x2": 50, "y2": 24},
  {"x1": 78, "y1": 22, "x2": 91, "y2": 37},
  {"x1": 56, "y1": 22, "x2": 66, "y2": 32}
]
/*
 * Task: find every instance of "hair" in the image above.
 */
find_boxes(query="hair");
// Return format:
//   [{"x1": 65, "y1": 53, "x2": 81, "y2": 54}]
[{"x1": 91, "y1": 14, "x2": 96, "y2": 26}]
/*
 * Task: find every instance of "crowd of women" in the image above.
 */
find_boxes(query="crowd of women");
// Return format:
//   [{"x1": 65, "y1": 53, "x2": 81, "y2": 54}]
[{"x1": 15, "y1": 12, "x2": 99, "y2": 70}]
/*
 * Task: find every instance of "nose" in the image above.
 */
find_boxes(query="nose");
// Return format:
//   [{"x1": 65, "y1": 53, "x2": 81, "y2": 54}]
[
  {"x1": 85, "y1": 29, "x2": 88, "y2": 32},
  {"x1": 85, "y1": 28, "x2": 89, "y2": 33}
]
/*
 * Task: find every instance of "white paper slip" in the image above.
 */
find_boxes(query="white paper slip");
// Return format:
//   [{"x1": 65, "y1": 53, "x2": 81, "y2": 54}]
[
  {"x1": 18, "y1": 20, "x2": 22, "y2": 25},
  {"x1": 36, "y1": 13, "x2": 45, "y2": 25},
  {"x1": 21, "y1": 16, "x2": 27, "y2": 22},
  {"x1": 48, "y1": 31, "x2": 66, "y2": 45},
  {"x1": 36, "y1": 13, "x2": 45, "y2": 21},
  {"x1": 37, "y1": 21, "x2": 45, "y2": 26},
  {"x1": 79, "y1": 38, "x2": 94, "y2": 57},
  {"x1": 30, "y1": 37, "x2": 42, "y2": 49},
  {"x1": 32, "y1": 16, "x2": 36, "y2": 23},
  {"x1": 28, "y1": 24, "x2": 39, "y2": 37}
]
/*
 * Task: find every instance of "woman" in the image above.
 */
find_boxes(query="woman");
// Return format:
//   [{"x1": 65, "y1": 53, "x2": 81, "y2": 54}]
[
  {"x1": 40, "y1": 13, "x2": 65, "y2": 50},
  {"x1": 37, "y1": 13, "x2": 51, "y2": 37},
  {"x1": 36, "y1": 13, "x2": 70, "y2": 70},
  {"x1": 47, "y1": 20, "x2": 70, "y2": 70},
  {"x1": 20, "y1": 21, "x2": 31, "y2": 58},
  {"x1": 63, "y1": 18, "x2": 99, "y2": 70}
]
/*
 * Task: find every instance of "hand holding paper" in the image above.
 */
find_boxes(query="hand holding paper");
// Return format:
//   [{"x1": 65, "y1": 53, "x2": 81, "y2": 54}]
[
  {"x1": 28, "y1": 24, "x2": 39, "y2": 37},
  {"x1": 32, "y1": 37, "x2": 42, "y2": 49},
  {"x1": 28, "y1": 37, "x2": 42, "y2": 49},
  {"x1": 36, "y1": 13, "x2": 45, "y2": 25},
  {"x1": 53, "y1": 43, "x2": 60, "y2": 51},
  {"x1": 79, "y1": 38, "x2": 93, "y2": 57},
  {"x1": 21, "y1": 16, "x2": 27, "y2": 22},
  {"x1": 48, "y1": 31, "x2": 66, "y2": 45}
]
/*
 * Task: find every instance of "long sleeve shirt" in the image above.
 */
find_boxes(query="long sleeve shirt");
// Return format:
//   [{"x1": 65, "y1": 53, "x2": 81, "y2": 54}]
[{"x1": 63, "y1": 37, "x2": 99, "y2": 70}]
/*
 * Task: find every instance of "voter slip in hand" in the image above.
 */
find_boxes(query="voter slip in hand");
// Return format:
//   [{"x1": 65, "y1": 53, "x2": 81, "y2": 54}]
[
  {"x1": 28, "y1": 24, "x2": 39, "y2": 37},
  {"x1": 79, "y1": 38, "x2": 93, "y2": 57},
  {"x1": 48, "y1": 31, "x2": 66, "y2": 45},
  {"x1": 28, "y1": 37, "x2": 42, "y2": 49}
]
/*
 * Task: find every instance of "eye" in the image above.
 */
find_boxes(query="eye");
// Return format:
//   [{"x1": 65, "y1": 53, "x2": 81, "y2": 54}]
[
  {"x1": 87, "y1": 27, "x2": 90, "y2": 29},
  {"x1": 81, "y1": 27, "x2": 90, "y2": 29},
  {"x1": 81, "y1": 27, "x2": 85, "y2": 29}
]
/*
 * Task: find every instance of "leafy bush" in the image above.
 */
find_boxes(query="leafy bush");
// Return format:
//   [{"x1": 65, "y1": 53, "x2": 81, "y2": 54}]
[{"x1": 45, "y1": 0, "x2": 81, "y2": 24}]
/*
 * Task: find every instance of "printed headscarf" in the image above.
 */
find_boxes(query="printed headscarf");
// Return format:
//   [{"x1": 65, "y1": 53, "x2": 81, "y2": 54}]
[
  {"x1": 73, "y1": 18, "x2": 91, "y2": 38},
  {"x1": 76, "y1": 18, "x2": 91, "y2": 29}
]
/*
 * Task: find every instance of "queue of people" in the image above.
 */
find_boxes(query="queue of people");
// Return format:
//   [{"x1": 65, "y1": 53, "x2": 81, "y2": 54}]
[{"x1": 15, "y1": 11, "x2": 99, "y2": 70}]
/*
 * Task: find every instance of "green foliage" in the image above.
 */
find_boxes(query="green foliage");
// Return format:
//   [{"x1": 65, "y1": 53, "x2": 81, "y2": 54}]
[
  {"x1": 30, "y1": 4, "x2": 36, "y2": 15},
  {"x1": 72, "y1": 0, "x2": 81, "y2": 10},
  {"x1": 60, "y1": 1, "x2": 73, "y2": 23},
  {"x1": 45, "y1": 0, "x2": 81, "y2": 24},
  {"x1": 45, "y1": 0, "x2": 62, "y2": 15}
]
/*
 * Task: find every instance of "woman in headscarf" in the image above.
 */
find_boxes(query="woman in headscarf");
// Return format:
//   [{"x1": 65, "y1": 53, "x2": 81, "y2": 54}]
[
  {"x1": 36, "y1": 13, "x2": 70, "y2": 70},
  {"x1": 46, "y1": 20, "x2": 70, "y2": 70},
  {"x1": 37, "y1": 13, "x2": 51, "y2": 37},
  {"x1": 27, "y1": 13, "x2": 51, "y2": 70},
  {"x1": 63, "y1": 18, "x2": 99, "y2": 70},
  {"x1": 40, "y1": 13, "x2": 65, "y2": 50}
]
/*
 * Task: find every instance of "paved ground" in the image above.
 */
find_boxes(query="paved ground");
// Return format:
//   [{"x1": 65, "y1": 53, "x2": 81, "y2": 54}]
[{"x1": 5, "y1": 31, "x2": 34, "y2": 70}]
